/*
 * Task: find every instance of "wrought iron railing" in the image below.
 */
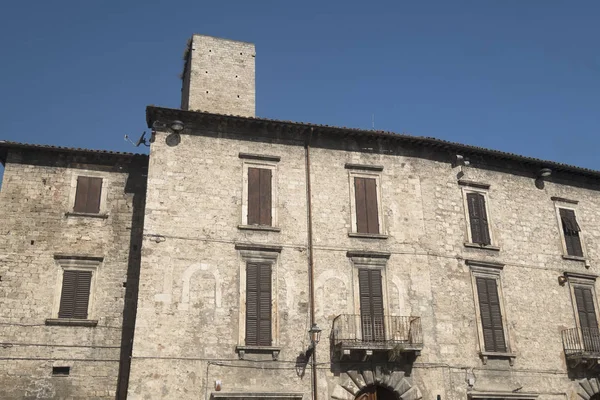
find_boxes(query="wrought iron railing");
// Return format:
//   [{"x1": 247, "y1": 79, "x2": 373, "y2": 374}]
[
  {"x1": 331, "y1": 314, "x2": 423, "y2": 349},
  {"x1": 562, "y1": 327, "x2": 600, "y2": 356}
]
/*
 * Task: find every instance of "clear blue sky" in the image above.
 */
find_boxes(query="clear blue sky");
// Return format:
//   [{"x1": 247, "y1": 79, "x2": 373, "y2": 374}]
[{"x1": 0, "y1": 0, "x2": 599, "y2": 183}]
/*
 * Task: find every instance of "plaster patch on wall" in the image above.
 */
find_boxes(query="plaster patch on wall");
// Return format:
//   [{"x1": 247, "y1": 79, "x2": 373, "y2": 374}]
[{"x1": 179, "y1": 263, "x2": 221, "y2": 310}]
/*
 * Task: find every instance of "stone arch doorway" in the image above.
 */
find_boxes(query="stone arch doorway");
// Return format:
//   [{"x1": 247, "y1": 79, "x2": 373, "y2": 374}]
[
  {"x1": 331, "y1": 369, "x2": 421, "y2": 400},
  {"x1": 590, "y1": 394, "x2": 600, "y2": 400},
  {"x1": 355, "y1": 385, "x2": 397, "y2": 400}
]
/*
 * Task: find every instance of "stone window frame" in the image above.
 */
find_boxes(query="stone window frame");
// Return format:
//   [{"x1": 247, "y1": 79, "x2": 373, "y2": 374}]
[
  {"x1": 235, "y1": 243, "x2": 282, "y2": 360},
  {"x1": 553, "y1": 199, "x2": 588, "y2": 262},
  {"x1": 565, "y1": 272, "x2": 600, "y2": 338},
  {"x1": 46, "y1": 255, "x2": 103, "y2": 327},
  {"x1": 65, "y1": 169, "x2": 110, "y2": 218},
  {"x1": 347, "y1": 167, "x2": 387, "y2": 239},
  {"x1": 239, "y1": 157, "x2": 280, "y2": 232},
  {"x1": 348, "y1": 251, "x2": 391, "y2": 341},
  {"x1": 467, "y1": 260, "x2": 515, "y2": 365},
  {"x1": 468, "y1": 391, "x2": 538, "y2": 400},
  {"x1": 460, "y1": 183, "x2": 499, "y2": 251}
]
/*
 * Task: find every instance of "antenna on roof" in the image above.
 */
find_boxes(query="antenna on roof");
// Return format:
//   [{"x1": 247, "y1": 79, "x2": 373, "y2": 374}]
[
  {"x1": 372, "y1": 114, "x2": 375, "y2": 130},
  {"x1": 124, "y1": 132, "x2": 150, "y2": 147}
]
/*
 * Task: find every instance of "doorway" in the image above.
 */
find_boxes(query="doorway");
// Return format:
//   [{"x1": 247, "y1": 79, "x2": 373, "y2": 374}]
[{"x1": 355, "y1": 385, "x2": 396, "y2": 400}]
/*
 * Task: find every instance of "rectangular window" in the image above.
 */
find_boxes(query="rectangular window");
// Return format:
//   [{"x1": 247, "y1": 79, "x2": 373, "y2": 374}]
[
  {"x1": 574, "y1": 285, "x2": 600, "y2": 352},
  {"x1": 245, "y1": 262, "x2": 272, "y2": 346},
  {"x1": 73, "y1": 176, "x2": 102, "y2": 214},
  {"x1": 58, "y1": 270, "x2": 93, "y2": 319},
  {"x1": 247, "y1": 167, "x2": 272, "y2": 226},
  {"x1": 354, "y1": 177, "x2": 379, "y2": 234},
  {"x1": 560, "y1": 208, "x2": 583, "y2": 257},
  {"x1": 358, "y1": 268, "x2": 385, "y2": 341},
  {"x1": 467, "y1": 192, "x2": 491, "y2": 245},
  {"x1": 475, "y1": 276, "x2": 507, "y2": 352}
]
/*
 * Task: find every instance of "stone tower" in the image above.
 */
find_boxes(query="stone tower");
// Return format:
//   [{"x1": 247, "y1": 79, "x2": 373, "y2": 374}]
[{"x1": 180, "y1": 34, "x2": 256, "y2": 117}]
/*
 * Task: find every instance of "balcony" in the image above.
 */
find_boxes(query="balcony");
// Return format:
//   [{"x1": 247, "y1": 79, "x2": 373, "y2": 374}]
[
  {"x1": 331, "y1": 314, "x2": 423, "y2": 361},
  {"x1": 562, "y1": 327, "x2": 600, "y2": 369}
]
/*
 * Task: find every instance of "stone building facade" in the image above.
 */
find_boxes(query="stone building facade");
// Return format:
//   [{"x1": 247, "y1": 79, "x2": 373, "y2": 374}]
[
  {"x1": 3, "y1": 34, "x2": 600, "y2": 400},
  {"x1": 0, "y1": 143, "x2": 147, "y2": 398}
]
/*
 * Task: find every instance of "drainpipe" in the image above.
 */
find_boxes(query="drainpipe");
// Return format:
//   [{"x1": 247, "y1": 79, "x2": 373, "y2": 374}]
[{"x1": 305, "y1": 127, "x2": 317, "y2": 400}]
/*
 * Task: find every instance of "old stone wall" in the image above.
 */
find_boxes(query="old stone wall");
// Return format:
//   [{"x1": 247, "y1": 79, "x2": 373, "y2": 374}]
[
  {"x1": 0, "y1": 149, "x2": 147, "y2": 399},
  {"x1": 181, "y1": 34, "x2": 256, "y2": 117},
  {"x1": 128, "y1": 121, "x2": 600, "y2": 400}
]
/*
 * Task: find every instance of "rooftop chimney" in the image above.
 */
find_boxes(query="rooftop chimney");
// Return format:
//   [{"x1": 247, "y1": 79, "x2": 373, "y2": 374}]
[{"x1": 180, "y1": 35, "x2": 256, "y2": 117}]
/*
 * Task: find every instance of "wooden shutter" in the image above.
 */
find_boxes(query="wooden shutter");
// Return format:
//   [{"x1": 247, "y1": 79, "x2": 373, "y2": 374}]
[
  {"x1": 58, "y1": 270, "x2": 92, "y2": 319},
  {"x1": 476, "y1": 277, "x2": 506, "y2": 352},
  {"x1": 359, "y1": 269, "x2": 385, "y2": 341},
  {"x1": 354, "y1": 177, "x2": 379, "y2": 234},
  {"x1": 467, "y1": 193, "x2": 491, "y2": 245},
  {"x1": 74, "y1": 176, "x2": 102, "y2": 214},
  {"x1": 245, "y1": 263, "x2": 272, "y2": 346},
  {"x1": 247, "y1": 168, "x2": 272, "y2": 226},
  {"x1": 560, "y1": 208, "x2": 583, "y2": 257},
  {"x1": 575, "y1": 287, "x2": 598, "y2": 330}
]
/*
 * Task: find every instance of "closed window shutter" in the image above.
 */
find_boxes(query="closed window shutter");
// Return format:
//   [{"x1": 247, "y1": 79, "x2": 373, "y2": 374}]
[
  {"x1": 58, "y1": 270, "x2": 92, "y2": 319},
  {"x1": 247, "y1": 168, "x2": 272, "y2": 226},
  {"x1": 245, "y1": 263, "x2": 272, "y2": 346},
  {"x1": 359, "y1": 269, "x2": 385, "y2": 341},
  {"x1": 560, "y1": 209, "x2": 583, "y2": 257},
  {"x1": 574, "y1": 287, "x2": 598, "y2": 330},
  {"x1": 467, "y1": 193, "x2": 491, "y2": 245},
  {"x1": 73, "y1": 176, "x2": 103, "y2": 214},
  {"x1": 476, "y1": 277, "x2": 506, "y2": 352},
  {"x1": 354, "y1": 177, "x2": 379, "y2": 234}
]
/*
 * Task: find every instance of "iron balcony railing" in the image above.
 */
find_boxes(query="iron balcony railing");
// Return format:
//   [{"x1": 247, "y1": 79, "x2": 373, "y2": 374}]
[
  {"x1": 562, "y1": 327, "x2": 600, "y2": 357},
  {"x1": 331, "y1": 314, "x2": 423, "y2": 350}
]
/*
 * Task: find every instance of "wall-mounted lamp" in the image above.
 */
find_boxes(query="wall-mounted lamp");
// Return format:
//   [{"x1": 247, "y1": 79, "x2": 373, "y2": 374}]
[
  {"x1": 453, "y1": 154, "x2": 470, "y2": 167},
  {"x1": 558, "y1": 275, "x2": 567, "y2": 286},
  {"x1": 538, "y1": 168, "x2": 552, "y2": 178},
  {"x1": 170, "y1": 120, "x2": 185, "y2": 132},
  {"x1": 309, "y1": 324, "x2": 322, "y2": 347}
]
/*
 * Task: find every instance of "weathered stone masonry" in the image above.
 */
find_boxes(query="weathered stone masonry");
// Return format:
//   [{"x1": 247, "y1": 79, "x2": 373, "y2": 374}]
[
  {"x1": 3, "y1": 34, "x2": 600, "y2": 400},
  {"x1": 0, "y1": 143, "x2": 147, "y2": 399}
]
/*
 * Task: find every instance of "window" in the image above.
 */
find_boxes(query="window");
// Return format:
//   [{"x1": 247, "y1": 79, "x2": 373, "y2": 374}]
[
  {"x1": 468, "y1": 260, "x2": 513, "y2": 364},
  {"x1": 58, "y1": 270, "x2": 92, "y2": 319},
  {"x1": 559, "y1": 208, "x2": 583, "y2": 257},
  {"x1": 47, "y1": 255, "x2": 101, "y2": 326},
  {"x1": 245, "y1": 262, "x2": 272, "y2": 346},
  {"x1": 354, "y1": 177, "x2": 379, "y2": 234},
  {"x1": 358, "y1": 268, "x2": 385, "y2": 341},
  {"x1": 239, "y1": 154, "x2": 278, "y2": 230},
  {"x1": 235, "y1": 243, "x2": 281, "y2": 360},
  {"x1": 460, "y1": 183, "x2": 496, "y2": 248},
  {"x1": 73, "y1": 176, "x2": 103, "y2": 214},
  {"x1": 347, "y1": 165, "x2": 385, "y2": 237},
  {"x1": 247, "y1": 168, "x2": 272, "y2": 226},
  {"x1": 566, "y1": 274, "x2": 600, "y2": 353}
]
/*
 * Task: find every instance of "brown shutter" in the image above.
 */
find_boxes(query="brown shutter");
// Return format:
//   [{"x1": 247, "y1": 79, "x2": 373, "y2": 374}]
[
  {"x1": 467, "y1": 193, "x2": 491, "y2": 245},
  {"x1": 359, "y1": 269, "x2": 385, "y2": 341},
  {"x1": 560, "y1": 208, "x2": 583, "y2": 257},
  {"x1": 74, "y1": 177, "x2": 90, "y2": 213},
  {"x1": 476, "y1": 277, "x2": 506, "y2": 352},
  {"x1": 259, "y1": 169, "x2": 272, "y2": 226},
  {"x1": 58, "y1": 270, "x2": 92, "y2": 319},
  {"x1": 245, "y1": 263, "x2": 272, "y2": 346},
  {"x1": 247, "y1": 168, "x2": 272, "y2": 226},
  {"x1": 74, "y1": 176, "x2": 102, "y2": 214},
  {"x1": 354, "y1": 177, "x2": 379, "y2": 234},
  {"x1": 247, "y1": 168, "x2": 261, "y2": 225},
  {"x1": 575, "y1": 287, "x2": 598, "y2": 330},
  {"x1": 86, "y1": 177, "x2": 102, "y2": 214}
]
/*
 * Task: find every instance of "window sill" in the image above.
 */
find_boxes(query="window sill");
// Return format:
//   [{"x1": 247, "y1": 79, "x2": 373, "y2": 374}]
[
  {"x1": 562, "y1": 255, "x2": 586, "y2": 262},
  {"x1": 235, "y1": 345, "x2": 281, "y2": 360},
  {"x1": 238, "y1": 225, "x2": 281, "y2": 232},
  {"x1": 65, "y1": 212, "x2": 108, "y2": 219},
  {"x1": 348, "y1": 233, "x2": 388, "y2": 240},
  {"x1": 480, "y1": 351, "x2": 516, "y2": 366},
  {"x1": 45, "y1": 318, "x2": 98, "y2": 327},
  {"x1": 464, "y1": 243, "x2": 500, "y2": 251}
]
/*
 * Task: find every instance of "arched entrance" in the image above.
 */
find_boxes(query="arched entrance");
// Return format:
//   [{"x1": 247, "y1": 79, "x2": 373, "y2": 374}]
[
  {"x1": 590, "y1": 394, "x2": 600, "y2": 400},
  {"x1": 355, "y1": 385, "x2": 397, "y2": 400}
]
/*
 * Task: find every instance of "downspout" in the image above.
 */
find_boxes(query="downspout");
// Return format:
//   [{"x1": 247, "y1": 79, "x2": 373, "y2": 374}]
[{"x1": 305, "y1": 127, "x2": 317, "y2": 400}]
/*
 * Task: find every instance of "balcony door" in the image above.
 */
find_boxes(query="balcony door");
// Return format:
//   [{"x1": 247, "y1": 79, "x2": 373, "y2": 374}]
[
  {"x1": 358, "y1": 269, "x2": 385, "y2": 342},
  {"x1": 574, "y1": 286, "x2": 600, "y2": 352}
]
